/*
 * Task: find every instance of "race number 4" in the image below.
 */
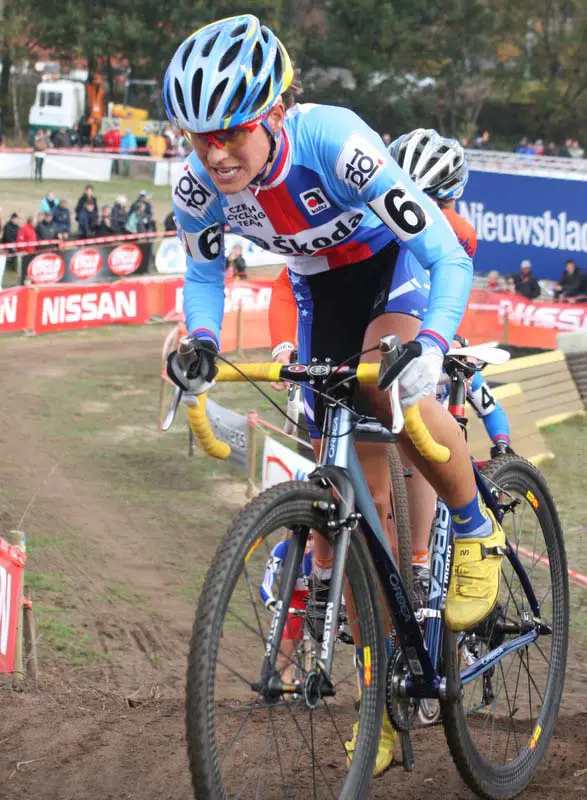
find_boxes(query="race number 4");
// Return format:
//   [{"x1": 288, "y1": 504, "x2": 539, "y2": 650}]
[{"x1": 369, "y1": 183, "x2": 432, "y2": 241}]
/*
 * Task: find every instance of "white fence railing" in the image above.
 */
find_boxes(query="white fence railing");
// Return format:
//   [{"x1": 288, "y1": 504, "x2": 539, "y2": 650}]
[{"x1": 466, "y1": 149, "x2": 587, "y2": 182}]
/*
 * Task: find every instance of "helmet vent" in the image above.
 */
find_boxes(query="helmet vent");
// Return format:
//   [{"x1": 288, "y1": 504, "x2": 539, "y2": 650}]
[
  {"x1": 249, "y1": 76, "x2": 272, "y2": 115},
  {"x1": 260, "y1": 27, "x2": 270, "y2": 43},
  {"x1": 231, "y1": 23, "x2": 247, "y2": 37},
  {"x1": 273, "y1": 48, "x2": 283, "y2": 84},
  {"x1": 219, "y1": 41, "x2": 242, "y2": 71},
  {"x1": 228, "y1": 77, "x2": 248, "y2": 115},
  {"x1": 202, "y1": 31, "x2": 220, "y2": 58},
  {"x1": 252, "y1": 42, "x2": 263, "y2": 76},
  {"x1": 174, "y1": 79, "x2": 188, "y2": 120},
  {"x1": 181, "y1": 39, "x2": 196, "y2": 70},
  {"x1": 191, "y1": 68, "x2": 203, "y2": 118},
  {"x1": 207, "y1": 78, "x2": 229, "y2": 121}
]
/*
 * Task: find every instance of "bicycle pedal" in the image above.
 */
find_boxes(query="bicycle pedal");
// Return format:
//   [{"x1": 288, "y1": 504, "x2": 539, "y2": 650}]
[{"x1": 399, "y1": 730, "x2": 415, "y2": 771}]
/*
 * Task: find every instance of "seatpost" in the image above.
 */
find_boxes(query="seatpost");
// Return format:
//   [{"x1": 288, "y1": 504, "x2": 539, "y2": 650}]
[{"x1": 448, "y1": 370, "x2": 468, "y2": 436}]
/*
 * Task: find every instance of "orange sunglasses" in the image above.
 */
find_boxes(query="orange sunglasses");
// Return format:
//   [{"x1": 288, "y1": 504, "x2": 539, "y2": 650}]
[{"x1": 188, "y1": 110, "x2": 271, "y2": 150}]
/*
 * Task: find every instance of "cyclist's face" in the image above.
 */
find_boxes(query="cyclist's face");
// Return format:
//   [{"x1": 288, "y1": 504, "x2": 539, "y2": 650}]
[{"x1": 184, "y1": 104, "x2": 285, "y2": 193}]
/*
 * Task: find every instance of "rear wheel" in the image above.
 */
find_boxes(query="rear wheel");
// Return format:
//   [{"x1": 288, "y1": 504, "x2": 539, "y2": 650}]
[
  {"x1": 186, "y1": 481, "x2": 386, "y2": 799},
  {"x1": 441, "y1": 456, "x2": 569, "y2": 799}
]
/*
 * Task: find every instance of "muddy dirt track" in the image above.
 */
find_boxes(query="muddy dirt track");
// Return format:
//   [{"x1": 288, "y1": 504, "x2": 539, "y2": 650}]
[{"x1": 1, "y1": 328, "x2": 586, "y2": 800}]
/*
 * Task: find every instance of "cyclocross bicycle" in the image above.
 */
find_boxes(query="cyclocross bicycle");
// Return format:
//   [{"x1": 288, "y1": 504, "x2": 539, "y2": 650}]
[{"x1": 165, "y1": 335, "x2": 568, "y2": 800}]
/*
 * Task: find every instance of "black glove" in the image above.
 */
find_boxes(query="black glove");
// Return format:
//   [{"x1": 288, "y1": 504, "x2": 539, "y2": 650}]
[
  {"x1": 166, "y1": 336, "x2": 218, "y2": 395},
  {"x1": 490, "y1": 441, "x2": 516, "y2": 459}
]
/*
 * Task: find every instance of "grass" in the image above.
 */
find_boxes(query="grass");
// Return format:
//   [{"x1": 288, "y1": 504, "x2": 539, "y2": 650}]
[
  {"x1": 3, "y1": 176, "x2": 173, "y2": 228},
  {"x1": 538, "y1": 414, "x2": 587, "y2": 647}
]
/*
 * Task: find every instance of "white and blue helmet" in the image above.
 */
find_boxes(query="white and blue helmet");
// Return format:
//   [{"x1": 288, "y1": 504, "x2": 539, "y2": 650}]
[
  {"x1": 389, "y1": 128, "x2": 469, "y2": 200},
  {"x1": 163, "y1": 15, "x2": 294, "y2": 133}
]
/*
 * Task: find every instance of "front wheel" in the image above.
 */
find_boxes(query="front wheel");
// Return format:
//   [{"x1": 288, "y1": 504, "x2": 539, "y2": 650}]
[
  {"x1": 441, "y1": 456, "x2": 569, "y2": 799},
  {"x1": 186, "y1": 481, "x2": 386, "y2": 800}
]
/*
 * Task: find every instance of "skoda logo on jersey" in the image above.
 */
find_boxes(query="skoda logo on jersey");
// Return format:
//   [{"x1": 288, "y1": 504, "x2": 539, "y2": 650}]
[
  {"x1": 243, "y1": 234, "x2": 271, "y2": 251},
  {"x1": 300, "y1": 188, "x2": 331, "y2": 216},
  {"x1": 272, "y1": 212, "x2": 364, "y2": 257},
  {"x1": 199, "y1": 224, "x2": 222, "y2": 260},
  {"x1": 174, "y1": 166, "x2": 214, "y2": 214}
]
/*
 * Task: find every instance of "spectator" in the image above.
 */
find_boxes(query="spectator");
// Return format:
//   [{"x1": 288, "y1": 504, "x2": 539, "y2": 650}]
[
  {"x1": 33, "y1": 129, "x2": 49, "y2": 181},
  {"x1": 554, "y1": 259, "x2": 584, "y2": 300},
  {"x1": 78, "y1": 199, "x2": 99, "y2": 238},
  {"x1": 533, "y1": 139, "x2": 545, "y2": 156},
  {"x1": 40, "y1": 190, "x2": 59, "y2": 214},
  {"x1": 130, "y1": 191, "x2": 155, "y2": 231},
  {"x1": 164, "y1": 211, "x2": 176, "y2": 231},
  {"x1": 52, "y1": 199, "x2": 71, "y2": 240},
  {"x1": 69, "y1": 124, "x2": 81, "y2": 147},
  {"x1": 226, "y1": 244, "x2": 248, "y2": 280},
  {"x1": 545, "y1": 141, "x2": 558, "y2": 157},
  {"x1": 558, "y1": 139, "x2": 572, "y2": 158},
  {"x1": 1, "y1": 213, "x2": 20, "y2": 246},
  {"x1": 97, "y1": 205, "x2": 115, "y2": 236},
  {"x1": 147, "y1": 131, "x2": 167, "y2": 158},
  {"x1": 515, "y1": 137, "x2": 534, "y2": 155},
  {"x1": 16, "y1": 216, "x2": 37, "y2": 253},
  {"x1": 51, "y1": 127, "x2": 70, "y2": 148},
  {"x1": 75, "y1": 185, "x2": 97, "y2": 223},
  {"x1": 35, "y1": 211, "x2": 57, "y2": 241},
  {"x1": 111, "y1": 195, "x2": 128, "y2": 234},
  {"x1": 514, "y1": 259, "x2": 541, "y2": 300},
  {"x1": 102, "y1": 124, "x2": 122, "y2": 175},
  {"x1": 570, "y1": 140, "x2": 584, "y2": 158},
  {"x1": 126, "y1": 200, "x2": 151, "y2": 234},
  {"x1": 381, "y1": 132, "x2": 392, "y2": 147},
  {"x1": 163, "y1": 125, "x2": 178, "y2": 157},
  {"x1": 486, "y1": 270, "x2": 505, "y2": 291},
  {"x1": 120, "y1": 129, "x2": 138, "y2": 176}
]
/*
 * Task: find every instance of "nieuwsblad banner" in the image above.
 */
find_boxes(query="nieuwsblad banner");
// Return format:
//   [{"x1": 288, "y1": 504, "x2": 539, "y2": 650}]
[
  {"x1": 22, "y1": 240, "x2": 152, "y2": 286},
  {"x1": 461, "y1": 171, "x2": 587, "y2": 280}
]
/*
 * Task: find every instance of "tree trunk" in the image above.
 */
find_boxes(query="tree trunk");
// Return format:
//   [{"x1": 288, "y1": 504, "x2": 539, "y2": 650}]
[{"x1": 0, "y1": 52, "x2": 11, "y2": 134}]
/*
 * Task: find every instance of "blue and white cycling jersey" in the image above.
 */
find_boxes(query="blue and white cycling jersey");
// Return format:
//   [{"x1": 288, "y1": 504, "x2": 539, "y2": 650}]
[
  {"x1": 260, "y1": 540, "x2": 313, "y2": 609},
  {"x1": 172, "y1": 103, "x2": 473, "y2": 350}
]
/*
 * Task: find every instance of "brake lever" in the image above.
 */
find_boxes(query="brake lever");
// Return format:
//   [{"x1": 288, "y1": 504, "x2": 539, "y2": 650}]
[{"x1": 161, "y1": 384, "x2": 183, "y2": 431}]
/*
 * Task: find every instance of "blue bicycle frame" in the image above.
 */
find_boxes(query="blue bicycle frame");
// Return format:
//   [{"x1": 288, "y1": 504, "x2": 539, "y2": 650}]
[{"x1": 317, "y1": 403, "x2": 542, "y2": 699}]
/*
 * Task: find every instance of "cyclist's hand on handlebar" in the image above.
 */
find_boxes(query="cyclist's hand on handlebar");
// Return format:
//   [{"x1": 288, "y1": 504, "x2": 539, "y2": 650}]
[
  {"x1": 166, "y1": 335, "x2": 218, "y2": 396},
  {"x1": 271, "y1": 345, "x2": 294, "y2": 391},
  {"x1": 398, "y1": 334, "x2": 444, "y2": 408}
]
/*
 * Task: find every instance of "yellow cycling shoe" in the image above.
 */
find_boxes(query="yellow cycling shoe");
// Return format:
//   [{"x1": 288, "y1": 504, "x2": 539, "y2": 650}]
[
  {"x1": 345, "y1": 711, "x2": 397, "y2": 777},
  {"x1": 445, "y1": 511, "x2": 506, "y2": 632}
]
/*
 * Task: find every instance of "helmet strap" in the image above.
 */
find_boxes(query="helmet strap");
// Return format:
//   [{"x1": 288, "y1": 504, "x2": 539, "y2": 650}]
[{"x1": 251, "y1": 119, "x2": 279, "y2": 189}]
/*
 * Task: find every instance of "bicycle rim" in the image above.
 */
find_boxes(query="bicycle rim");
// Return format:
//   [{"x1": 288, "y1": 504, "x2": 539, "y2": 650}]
[
  {"x1": 442, "y1": 456, "x2": 569, "y2": 799},
  {"x1": 186, "y1": 482, "x2": 385, "y2": 800}
]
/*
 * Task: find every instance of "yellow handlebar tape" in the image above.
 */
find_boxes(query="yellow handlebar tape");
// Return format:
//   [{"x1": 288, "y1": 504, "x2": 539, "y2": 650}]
[
  {"x1": 356, "y1": 363, "x2": 380, "y2": 384},
  {"x1": 186, "y1": 394, "x2": 231, "y2": 460},
  {"x1": 215, "y1": 363, "x2": 283, "y2": 382},
  {"x1": 403, "y1": 404, "x2": 451, "y2": 464}
]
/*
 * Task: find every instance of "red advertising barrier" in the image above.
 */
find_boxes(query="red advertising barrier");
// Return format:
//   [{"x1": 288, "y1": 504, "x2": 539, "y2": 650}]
[
  {"x1": 4, "y1": 278, "x2": 586, "y2": 348},
  {"x1": 161, "y1": 278, "x2": 274, "y2": 323},
  {"x1": 0, "y1": 286, "x2": 28, "y2": 333},
  {"x1": 0, "y1": 539, "x2": 26, "y2": 675},
  {"x1": 31, "y1": 281, "x2": 150, "y2": 335},
  {"x1": 460, "y1": 290, "x2": 587, "y2": 349}
]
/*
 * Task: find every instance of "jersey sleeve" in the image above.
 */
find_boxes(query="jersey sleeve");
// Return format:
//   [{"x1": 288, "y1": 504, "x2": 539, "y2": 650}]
[
  {"x1": 467, "y1": 372, "x2": 511, "y2": 443},
  {"x1": 268, "y1": 267, "x2": 297, "y2": 351},
  {"x1": 172, "y1": 158, "x2": 226, "y2": 346},
  {"x1": 307, "y1": 106, "x2": 474, "y2": 350}
]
